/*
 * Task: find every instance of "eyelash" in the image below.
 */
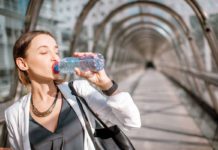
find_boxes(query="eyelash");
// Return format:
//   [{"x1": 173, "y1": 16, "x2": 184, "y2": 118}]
[
  {"x1": 39, "y1": 50, "x2": 59, "y2": 55},
  {"x1": 40, "y1": 52, "x2": 48, "y2": 54}
]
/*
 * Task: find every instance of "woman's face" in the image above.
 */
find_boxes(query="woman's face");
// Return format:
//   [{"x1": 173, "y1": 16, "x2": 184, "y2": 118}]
[{"x1": 24, "y1": 34, "x2": 60, "y2": 83}]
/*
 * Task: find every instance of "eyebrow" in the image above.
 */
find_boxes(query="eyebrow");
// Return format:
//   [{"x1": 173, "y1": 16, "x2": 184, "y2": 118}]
[{"x1": 37, "y1": 45, "x2": 58, "y2": 50}]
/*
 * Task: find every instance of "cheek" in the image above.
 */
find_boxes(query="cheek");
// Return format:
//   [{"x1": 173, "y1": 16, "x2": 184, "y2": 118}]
[
  {"x1": 29, "y1": 56, "x2": 47, "y2": 66},
  {"x1": 27, "y1": 57, "x2": 52, "y2": 74}
]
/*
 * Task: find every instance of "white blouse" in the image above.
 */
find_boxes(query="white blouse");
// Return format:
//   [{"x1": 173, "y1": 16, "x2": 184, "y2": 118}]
[{"x1": 5, "y1": 80, "x2": 141, "y2": 150}]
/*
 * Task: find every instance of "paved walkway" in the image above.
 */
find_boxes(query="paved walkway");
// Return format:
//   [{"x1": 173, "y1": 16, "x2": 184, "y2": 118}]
[{"x1": 119, "y1": 69, "x2": 213, "y2": 150}]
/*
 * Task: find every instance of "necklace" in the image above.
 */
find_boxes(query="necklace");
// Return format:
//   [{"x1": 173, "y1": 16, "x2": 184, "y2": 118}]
[{"x1": 31, "y1": 89, "x2": 59, "y2": 117}]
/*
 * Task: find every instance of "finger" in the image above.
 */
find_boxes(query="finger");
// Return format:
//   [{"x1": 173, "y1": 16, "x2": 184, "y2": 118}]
[
  {"x1": 73, "y1": 52, "x2": 90, "y2": 56},
  {"x1": 75, "y1": 67, "x2": 93, "y2": 78},
  {"x1": 74, "y1": 67, "x2": 81, "y2": 76},
  {"x1": 81, "y1": 71, "x2": 94, "y2": 78},
  {"x1": 72, "y1": 52, "x2": 97, "y2": 58}
]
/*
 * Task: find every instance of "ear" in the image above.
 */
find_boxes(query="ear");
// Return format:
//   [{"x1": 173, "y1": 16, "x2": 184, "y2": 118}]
[{"x1": 16, "y1": 57, "x2": 29, "y2": 71}]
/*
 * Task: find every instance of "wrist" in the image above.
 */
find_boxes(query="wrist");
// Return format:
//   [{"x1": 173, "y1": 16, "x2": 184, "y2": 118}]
[
  {"x1": 101, "y1": 80, "x2": 118, "y2": 96},
  {"x1": 98, "y1": 78, "x2": 113, "y2": 90}
]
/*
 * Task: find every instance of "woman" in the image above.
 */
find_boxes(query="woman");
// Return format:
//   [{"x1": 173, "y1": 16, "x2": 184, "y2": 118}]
[{"x1": 5, "y1": 30, "x2": 141, "y2": 150}]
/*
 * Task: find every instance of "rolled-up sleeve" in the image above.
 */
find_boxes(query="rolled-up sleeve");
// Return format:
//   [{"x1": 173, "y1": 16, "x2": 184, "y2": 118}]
[
  {"x1": 73, "y1": 80, "x2": 141, "y2": 129},
  {"x1": 107, "y1": 92, "x2": 141, "y2": 128}
]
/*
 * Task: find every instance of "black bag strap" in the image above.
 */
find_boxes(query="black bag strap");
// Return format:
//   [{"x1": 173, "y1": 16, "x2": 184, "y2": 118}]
[
  {"x1": 68, "y1": 82, "x2": 100, "y2": 150},
  {"x1": 68, "y1": 81, "x2": 135, "y2": 150},
  {"x1": 68, "y1": 81, "x2": 109, "y2": 129}
]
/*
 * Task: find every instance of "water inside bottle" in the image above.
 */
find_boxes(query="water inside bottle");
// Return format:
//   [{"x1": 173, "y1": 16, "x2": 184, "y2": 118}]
[{"x1": 52, "y1": 53, "x2": 104, "y2": 74}]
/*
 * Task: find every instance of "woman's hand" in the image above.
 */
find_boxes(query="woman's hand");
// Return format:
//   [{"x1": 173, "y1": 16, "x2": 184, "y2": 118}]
[{"x1": 73, "y1": 52, "x2": 113, "y2": 91}]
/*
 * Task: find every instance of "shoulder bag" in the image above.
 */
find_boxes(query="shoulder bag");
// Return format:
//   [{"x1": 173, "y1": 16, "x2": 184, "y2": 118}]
[{"x1": 68, "y1": 81, "x2": 135, "y2": 150}]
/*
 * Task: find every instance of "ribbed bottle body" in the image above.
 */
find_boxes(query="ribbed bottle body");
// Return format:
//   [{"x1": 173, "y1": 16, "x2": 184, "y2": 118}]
[{"x1": 53, "y1": 53, "x2": 104, "y2": 74}]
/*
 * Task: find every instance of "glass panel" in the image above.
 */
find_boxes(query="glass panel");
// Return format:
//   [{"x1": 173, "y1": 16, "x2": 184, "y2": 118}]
[
  {"x1": 197, "y1": 0, "x2": 218, "y2": 42},
  {"x1": 0, "y1": 0, "x2": 29, "y2": 100},
  {"x1": 146, "y1": 0, "x2": 218, "y2": 109},
  {"x1": 196, "y1": 0, "x2": 218, "y2": 71},
  {"x1": 196, "y1": 0, "x2": 218, "y2": 112},
  {"x1": 36, "y1": 0, "x2": 88, "y2": 57}
]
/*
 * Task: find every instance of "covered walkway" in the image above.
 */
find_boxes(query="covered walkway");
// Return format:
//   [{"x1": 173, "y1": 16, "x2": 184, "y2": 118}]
[
  {"x1": 0, "y1": 0, "x2": 218, "y2": 149},
  {"x1": 120, "y1": 70, "x2": 213, "y2": 150}
]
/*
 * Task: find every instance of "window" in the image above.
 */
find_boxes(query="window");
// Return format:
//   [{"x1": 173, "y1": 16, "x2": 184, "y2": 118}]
[{"x1": 0, "y1": 1, "x2": 28, "y2": 100}]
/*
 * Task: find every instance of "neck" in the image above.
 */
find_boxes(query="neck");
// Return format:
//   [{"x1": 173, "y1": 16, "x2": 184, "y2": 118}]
[{"x1": 31, "y1": 80, "x2": 58, "y2": 102}]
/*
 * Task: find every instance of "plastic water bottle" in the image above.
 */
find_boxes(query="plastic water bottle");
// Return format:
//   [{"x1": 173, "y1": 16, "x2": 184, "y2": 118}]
[{"x1": 52, "y1": 53, "x2": 104, "y2": 74}]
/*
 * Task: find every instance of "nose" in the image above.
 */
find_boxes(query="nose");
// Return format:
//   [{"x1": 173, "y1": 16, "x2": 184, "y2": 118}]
[{"x1": 51, "y1": 51, "x2": 60, "y2": 62}]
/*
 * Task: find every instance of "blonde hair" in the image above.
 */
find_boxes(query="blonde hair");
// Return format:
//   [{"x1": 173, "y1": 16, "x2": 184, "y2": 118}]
[{"x1": 13, "y1": 30, "x2": 64, "y2": 86}]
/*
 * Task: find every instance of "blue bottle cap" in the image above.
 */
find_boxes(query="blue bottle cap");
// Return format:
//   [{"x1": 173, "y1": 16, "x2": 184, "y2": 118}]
[{"x1": 52, "y1": 61, "x2": 60, "y2": 74}]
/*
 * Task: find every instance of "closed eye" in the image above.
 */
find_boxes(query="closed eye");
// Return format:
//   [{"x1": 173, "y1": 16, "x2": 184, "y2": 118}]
[{"x1": 39, "y1": 49, "x2": 49, "y2": 54}]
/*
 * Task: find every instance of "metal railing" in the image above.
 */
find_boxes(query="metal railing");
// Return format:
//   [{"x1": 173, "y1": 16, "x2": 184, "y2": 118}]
[{"x1": 160, "y1": 64, "x2": 218, "y2": 86}]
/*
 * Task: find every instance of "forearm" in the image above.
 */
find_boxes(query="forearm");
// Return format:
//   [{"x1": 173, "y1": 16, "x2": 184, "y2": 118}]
[{"x1": 74, "y1": 80, "x2": 141, "y2": 128}]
